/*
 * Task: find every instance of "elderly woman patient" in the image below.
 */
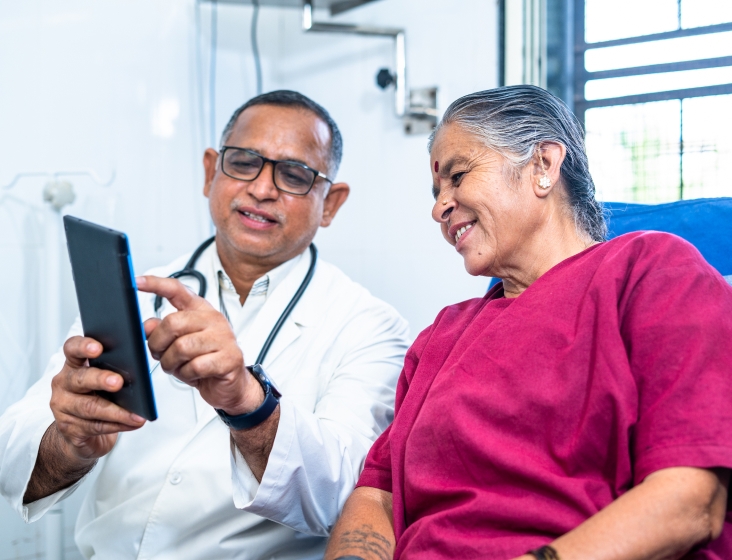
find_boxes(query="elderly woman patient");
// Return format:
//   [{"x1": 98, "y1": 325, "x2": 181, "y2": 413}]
[{"x1": 324, "y1": 86, "x2": 732, "y2": 560}]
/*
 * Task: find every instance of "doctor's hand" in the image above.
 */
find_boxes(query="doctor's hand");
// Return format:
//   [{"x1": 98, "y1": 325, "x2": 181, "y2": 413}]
[
  {"x1": 49, "y1": 336, "x2": 147, "y2": 462},
  {"x1": 137, "y1": 275, "x2": 264, "y2": 416},
  {"x1": 23, "y1": 337, "x2": 147, "y2": 505}
]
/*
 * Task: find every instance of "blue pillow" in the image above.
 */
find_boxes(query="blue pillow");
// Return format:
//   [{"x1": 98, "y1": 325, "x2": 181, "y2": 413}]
[{"x1": 604, "y1": 198, "x2": 732, "y2": 276}]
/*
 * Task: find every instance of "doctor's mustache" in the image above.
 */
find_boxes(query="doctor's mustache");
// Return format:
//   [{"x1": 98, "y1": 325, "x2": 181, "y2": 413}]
[{"x1": 230, "y1": 198, "x2": 286, "y2": 223}]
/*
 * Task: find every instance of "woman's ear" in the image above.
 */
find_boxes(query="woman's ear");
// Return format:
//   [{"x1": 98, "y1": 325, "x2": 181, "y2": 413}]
[{"x1": 530, "y1": 142, "x2": 566, "y2": 199}]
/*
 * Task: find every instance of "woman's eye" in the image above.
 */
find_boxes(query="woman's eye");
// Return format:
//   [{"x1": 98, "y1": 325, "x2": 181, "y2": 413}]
[{"x1": 451, "y1": 172, "x2": 465, "y2": 185}]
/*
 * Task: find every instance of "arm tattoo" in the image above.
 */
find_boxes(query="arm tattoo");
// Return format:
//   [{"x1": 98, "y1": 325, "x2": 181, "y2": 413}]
[
  {"x1": 23, "y1": 423, "x2": 96, "y2": 504},
  {"x1": 333, "y1": 525, "x2": 393, "y2": 560}
]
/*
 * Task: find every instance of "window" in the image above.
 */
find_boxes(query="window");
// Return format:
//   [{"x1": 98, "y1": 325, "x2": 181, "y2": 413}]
[{"x1": 572, "y1": 0, "x2": 732, "y2": 202}]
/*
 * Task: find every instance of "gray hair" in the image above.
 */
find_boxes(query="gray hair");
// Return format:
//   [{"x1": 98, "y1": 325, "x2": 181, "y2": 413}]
[
  {"x1": 429, "y1": 85, "x2": 606, "y2": 242},
  {"x1": 220, "y1": 90, "x2": 344, "y2": 177}
]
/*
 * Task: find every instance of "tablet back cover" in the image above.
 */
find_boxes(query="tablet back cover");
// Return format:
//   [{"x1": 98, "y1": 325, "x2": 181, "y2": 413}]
[{"x1": 63, "y1": 216, "x2": 157, "y2": 420}]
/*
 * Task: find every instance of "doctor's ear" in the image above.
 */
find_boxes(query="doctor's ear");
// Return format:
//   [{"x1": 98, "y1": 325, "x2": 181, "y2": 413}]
[
  {"x1": 203, "y1": 148, "x2": 219, "y2": 197},
  {"x1": 320, "y1": 182, "x2": 350, "y2": 228}
]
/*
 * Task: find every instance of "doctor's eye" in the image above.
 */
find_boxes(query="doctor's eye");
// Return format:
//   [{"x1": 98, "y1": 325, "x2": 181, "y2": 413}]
[
  {"x1": 275, "y1": 163, "x2": 315, "y2": 191},
  {"x1": 230, "y1": 160, "x2": 259, "y2": 172}
]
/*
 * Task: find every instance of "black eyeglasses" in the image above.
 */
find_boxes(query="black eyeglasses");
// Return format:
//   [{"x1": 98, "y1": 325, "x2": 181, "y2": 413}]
[{"x1": 219, "y1": 146, "x2": 333, "y2": 196}]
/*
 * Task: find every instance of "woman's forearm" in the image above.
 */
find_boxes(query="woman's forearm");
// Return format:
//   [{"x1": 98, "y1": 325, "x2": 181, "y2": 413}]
[
  {"x1": 515, "y1": 467, "x2": 729, "y2": 560},
  {"x1": 325, "y1": 486, "x2": 396, "y2": 560}
]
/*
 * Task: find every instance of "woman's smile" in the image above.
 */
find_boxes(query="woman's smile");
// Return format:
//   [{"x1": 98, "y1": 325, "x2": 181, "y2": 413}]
[{"x1": 448, "y1": 220, "x2": 477, "y2": 249}]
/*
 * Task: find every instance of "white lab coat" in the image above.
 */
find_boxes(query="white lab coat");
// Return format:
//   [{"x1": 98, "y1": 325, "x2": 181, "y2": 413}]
[{"x1": 0, "y1": 244, "x2": 409, "y2": 560}]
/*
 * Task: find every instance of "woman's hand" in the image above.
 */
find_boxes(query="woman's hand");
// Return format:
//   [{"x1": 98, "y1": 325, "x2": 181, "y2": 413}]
[
  {"x1": 516, "y1": 466, "x2": 729, "y2": 560},
  {"x1": 325, "y1": 486, "x2": 395, "y2": 560}
]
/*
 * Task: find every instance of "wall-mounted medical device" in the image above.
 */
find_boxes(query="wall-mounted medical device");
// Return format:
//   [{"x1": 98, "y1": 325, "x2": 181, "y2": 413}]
[{"x1": 210, "y1": 0, "x2": 438, "y2": 134}]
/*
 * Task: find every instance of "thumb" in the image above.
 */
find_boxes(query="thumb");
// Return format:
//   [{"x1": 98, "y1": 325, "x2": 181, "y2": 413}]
[
  {"x1": 143, "y1": 317, "x2": 162, "y2": 338},
  {"x1": 63, "y1": 336, "x2": 103, "y2": 368}
]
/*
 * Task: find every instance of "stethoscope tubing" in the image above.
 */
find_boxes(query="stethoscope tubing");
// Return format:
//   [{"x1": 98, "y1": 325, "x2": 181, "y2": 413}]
[{"x1": 152, "y1": 237, "x2": 317, "y2": 366}]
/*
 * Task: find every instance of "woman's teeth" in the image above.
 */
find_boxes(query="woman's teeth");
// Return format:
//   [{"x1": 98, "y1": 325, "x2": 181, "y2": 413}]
[
  {"x1": 455, "y1": 223, "x2": 473, "y2": 243},
  {"x1": 243, "y1": 211, "x2": 270, "y2": 223}
]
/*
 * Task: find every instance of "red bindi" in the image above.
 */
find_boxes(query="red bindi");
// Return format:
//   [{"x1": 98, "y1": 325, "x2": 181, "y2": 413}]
[{"x1": 434, "y1": 161, "x2": 439, "y2": 173}]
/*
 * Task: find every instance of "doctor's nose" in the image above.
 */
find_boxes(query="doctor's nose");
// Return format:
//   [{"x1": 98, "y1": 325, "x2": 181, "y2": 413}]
[{"x1": 247, "y1": 161, "x2": 280, "y2": 201}]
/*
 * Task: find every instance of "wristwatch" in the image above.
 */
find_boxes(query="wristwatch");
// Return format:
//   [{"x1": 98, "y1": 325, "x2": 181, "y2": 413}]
[{"x1": 215, "y1": 364, "x2": 282, "y2": 430}]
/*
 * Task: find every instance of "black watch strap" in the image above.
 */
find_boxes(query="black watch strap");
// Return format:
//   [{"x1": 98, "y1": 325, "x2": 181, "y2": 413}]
[{"x1": 216, "y1": 364, "x2": 281, "y2": 430}]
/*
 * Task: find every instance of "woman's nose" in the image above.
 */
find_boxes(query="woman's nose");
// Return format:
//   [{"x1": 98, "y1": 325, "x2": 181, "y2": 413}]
[{"x1": 432, "y1": 196, "x2": 455, "y2": 223}]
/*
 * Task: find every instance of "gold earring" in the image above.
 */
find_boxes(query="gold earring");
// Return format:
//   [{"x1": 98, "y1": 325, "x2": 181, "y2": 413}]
[{"x1": 442, "y1": 199, "x2": 448, "y2": 205}]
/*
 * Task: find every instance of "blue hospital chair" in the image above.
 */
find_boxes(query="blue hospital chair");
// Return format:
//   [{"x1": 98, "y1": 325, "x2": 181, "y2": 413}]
[
  {"x1": 604, "y1": 197, "x2": 732, "y2": 277},
  {"x1": 488, "y1": 197, "x2": 732, "y2": 289}
]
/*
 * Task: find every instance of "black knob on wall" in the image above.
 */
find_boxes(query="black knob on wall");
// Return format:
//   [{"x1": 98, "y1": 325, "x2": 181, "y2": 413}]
[{"x1": 376, "y1": 68, "x2": 396, "y2": 89}]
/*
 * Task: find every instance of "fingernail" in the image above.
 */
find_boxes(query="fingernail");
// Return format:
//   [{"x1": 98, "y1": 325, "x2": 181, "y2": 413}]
[
  {"x1": 131, "y1": 414, "x2": 145, "y2": 423},
  {"x1": 135, "y1": 276, "x2": 145, "y2": 287},
  {"x1": 87, "y1": 342, "x2": 100, "y2": 353},
  {"x1": 106, "y1": 376, "x2": 118, "y2": 388}
]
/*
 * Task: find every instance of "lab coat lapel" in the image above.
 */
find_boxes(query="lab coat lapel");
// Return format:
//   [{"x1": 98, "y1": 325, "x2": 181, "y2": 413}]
[{"x1": 241, "y1": 251, "x2": 314, "y2": 368}]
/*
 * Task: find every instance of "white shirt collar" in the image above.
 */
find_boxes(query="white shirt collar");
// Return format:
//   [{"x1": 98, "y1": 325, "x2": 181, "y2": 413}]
[{"x1": 211, "y1": 246, "x2": 305, "y2": 304}]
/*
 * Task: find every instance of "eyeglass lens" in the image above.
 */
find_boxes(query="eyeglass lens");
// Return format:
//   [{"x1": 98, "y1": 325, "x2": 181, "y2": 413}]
[{"x1": 223, "y1": 148, "x2": 315, "y2": 194}]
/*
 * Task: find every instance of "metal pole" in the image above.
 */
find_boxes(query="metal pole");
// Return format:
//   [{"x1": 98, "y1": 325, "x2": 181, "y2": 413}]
[
  {"x1": 45, "y1": 498, "x2": 64, "y2": 559},
  {"x1": 301, "y1": 0, "x2": 407, "y2": 117}
]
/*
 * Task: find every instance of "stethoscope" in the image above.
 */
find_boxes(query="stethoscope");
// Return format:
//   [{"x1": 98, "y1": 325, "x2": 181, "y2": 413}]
[{"x1": 153, "y1": 236, "x2": 318, "y2": 366}]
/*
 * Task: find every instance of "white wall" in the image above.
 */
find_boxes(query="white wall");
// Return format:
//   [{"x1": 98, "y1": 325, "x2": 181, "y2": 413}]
[
  {"x1": 210, "y1": 0, "x2": 498, "y2": 332},
  {"x1": 0, "y1": 0, "x2": 497, "y2": 557},
  {"x1": 1, "y1": 2, "x2": 209, "y2": 557}
]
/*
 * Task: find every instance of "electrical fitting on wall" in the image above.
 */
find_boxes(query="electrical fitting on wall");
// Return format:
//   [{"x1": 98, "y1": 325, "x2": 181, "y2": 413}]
[{"x1": 208, "y1": 0, "x2": 438, "y2": 134}]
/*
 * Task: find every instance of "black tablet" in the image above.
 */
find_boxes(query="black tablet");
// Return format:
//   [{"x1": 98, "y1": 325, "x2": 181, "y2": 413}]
[{"x1": 63, "y1": 216, "x2": 157, "y2": 421}]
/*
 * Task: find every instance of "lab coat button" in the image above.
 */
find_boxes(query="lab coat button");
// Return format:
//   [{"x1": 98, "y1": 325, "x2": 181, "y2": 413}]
[{"x1": 169, "y1": 472, "x2": 182, "y2": 485}]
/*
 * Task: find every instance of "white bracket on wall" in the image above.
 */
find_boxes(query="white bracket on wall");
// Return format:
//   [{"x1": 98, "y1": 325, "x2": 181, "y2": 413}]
[
  {"x1": 301, "y1": 0, "x2": 437, "y2": 134},
  {"x1": 1, "y1": 169, "x2": 115, "y2": 212}
]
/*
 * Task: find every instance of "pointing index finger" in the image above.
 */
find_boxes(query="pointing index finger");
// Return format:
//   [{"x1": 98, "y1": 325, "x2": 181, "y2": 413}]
[{"x1": 136, "y1": 275, "x2": 212, "y2": 312}]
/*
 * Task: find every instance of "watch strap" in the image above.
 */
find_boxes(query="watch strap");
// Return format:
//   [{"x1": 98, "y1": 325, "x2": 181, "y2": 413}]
[{"x1": 216, "y1": 365, "x2": 281, "y2": 430}]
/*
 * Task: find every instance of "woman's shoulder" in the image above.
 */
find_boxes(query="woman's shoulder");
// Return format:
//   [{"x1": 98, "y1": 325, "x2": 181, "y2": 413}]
[
  {"x1": 604, "y1": 230, "x2": 698, "y2": 253},
  {"x1": 586, "y1": 231, "x2": 730, "y2": 315},
  {"x1": 593, "y1": 230, "x2": 709, "y2": 274},
  {"x1": 534, "y1": 230, "x2": 726, "y2": 315}
]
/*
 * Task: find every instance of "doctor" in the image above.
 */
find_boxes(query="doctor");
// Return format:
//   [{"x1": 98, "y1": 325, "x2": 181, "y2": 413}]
[{"x1": 0, "y1": 90, "x2": 409, "y2": 559}]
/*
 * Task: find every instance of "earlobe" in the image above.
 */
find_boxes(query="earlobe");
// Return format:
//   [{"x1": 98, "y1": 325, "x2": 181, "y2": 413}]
[
  {"x1": 202, "y1": 148, "x2": 219, "y2": 198},
  {"x1": 532, "y1": 142, "x2": 566, "y2": 198},
  {"x1": 320, "y1": 182, "x2": 350, "y2": 228}
]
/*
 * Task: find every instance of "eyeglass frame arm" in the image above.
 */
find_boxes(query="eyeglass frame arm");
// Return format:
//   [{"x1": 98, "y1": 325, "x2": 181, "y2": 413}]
[{"x1": 302, "y1": 0, "x2": 406, "y2": 118}]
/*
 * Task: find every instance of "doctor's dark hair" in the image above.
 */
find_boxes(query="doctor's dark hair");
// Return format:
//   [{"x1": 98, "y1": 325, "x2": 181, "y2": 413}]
[
  {"x1": 429, "y1": 85, "x2": 606, "y2": 242},
  {"x1": 220, "y1": 90, "x2": 344, "y2": 177}
]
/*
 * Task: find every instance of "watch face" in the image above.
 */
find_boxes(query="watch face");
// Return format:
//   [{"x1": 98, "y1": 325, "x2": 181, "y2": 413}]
[{"x1": 250, "y1": 364, "x2": 282, "y2": 398}]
